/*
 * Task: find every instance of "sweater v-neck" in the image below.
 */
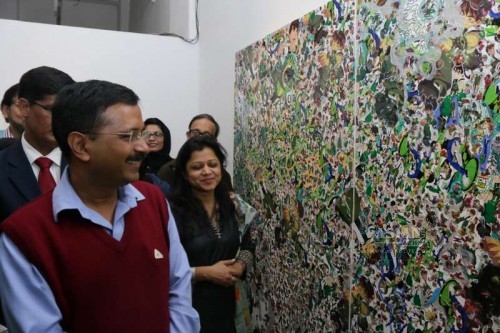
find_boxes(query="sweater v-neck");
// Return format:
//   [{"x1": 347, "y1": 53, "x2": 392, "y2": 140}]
[{"x1": 88, "y1": 215, "x2": 132, "y2": 254}]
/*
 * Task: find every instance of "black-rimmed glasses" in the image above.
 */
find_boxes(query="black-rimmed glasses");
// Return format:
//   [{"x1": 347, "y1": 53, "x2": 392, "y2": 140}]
[
  {"x1": 188, "y1": 129, "x2": 214, "y2": 138},
  {"x1": 29, "y1": 100, "x2": 53, "y2": 111}
]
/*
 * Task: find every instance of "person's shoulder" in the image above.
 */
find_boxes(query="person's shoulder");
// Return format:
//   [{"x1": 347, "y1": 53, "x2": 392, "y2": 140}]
[
  {"x1": 157, "y1": 159, "x2": 176, "y2": 182},
  {"x1": 0, "y1": 140, "x2": 25, "y2": 168},
  {"x1": 130, "y1": 181, "x2": 170, "y2": 218},
  {"x1": 0, "y1": 143, "x2": 14, "y2": 167},
  {"x1": 161, "y1": 159, "x2": 176, "y2": 169},
  {"x1": 148, "y1": 173, "x2": 169, "y2": 188},
  {"x1": 0, "y1": 138, "x2": 21, "y2": 153},
  {"x1": 131, "y1": 180, "x2": 166, "y2": 198},
  {"x1": 131, "y1": 180, "x2": 158, "y2": 191},
  {"x1": 2, "y1": 192, "x2": 54, "y2": 227}
]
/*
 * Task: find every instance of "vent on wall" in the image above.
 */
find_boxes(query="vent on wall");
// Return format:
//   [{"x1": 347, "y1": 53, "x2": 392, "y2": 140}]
[
  {"x1": 0, "y1": 0, "x2": 192, "y2": 36},
  {"x1": 0, "y1": 0, "x2": 128, "y2": 31},
  {"x1": 56, "y1": 0, "x2": 124, "y2": 31}
]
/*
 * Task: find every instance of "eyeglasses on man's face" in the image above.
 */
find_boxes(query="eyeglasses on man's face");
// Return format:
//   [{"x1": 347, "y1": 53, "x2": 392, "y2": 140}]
[
  {"x1": 142, "y1": 131, "x2": 164, "y2": 139},
  {"x1": 188, "y1": 129, "x2": 214, "y2": 138},
  {"x1": 88, "y1": 130, "x2": 149, "y2": 143},
  {"x1": 29, "y1": 100, "x2": 53, "y2": 112}
]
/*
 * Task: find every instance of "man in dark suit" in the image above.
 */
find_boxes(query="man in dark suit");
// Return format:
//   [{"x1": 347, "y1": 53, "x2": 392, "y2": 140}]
[
  {"x1": 0, "y1": 138, "x2": 16, "y2": 151},
  {"x1": 0, "y1": 66, "x2": 74, "y2": 223}
]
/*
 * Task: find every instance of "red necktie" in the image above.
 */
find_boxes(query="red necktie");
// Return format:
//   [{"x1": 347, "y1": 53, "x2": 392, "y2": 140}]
[{"x1": 35, "y1": 157, "x2": 56, "y2": 193}]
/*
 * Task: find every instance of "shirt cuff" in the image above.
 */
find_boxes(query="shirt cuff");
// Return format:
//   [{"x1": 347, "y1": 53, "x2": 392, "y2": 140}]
[{"x1": 190, "y1": 267, "x2": 196, "y2": 284}]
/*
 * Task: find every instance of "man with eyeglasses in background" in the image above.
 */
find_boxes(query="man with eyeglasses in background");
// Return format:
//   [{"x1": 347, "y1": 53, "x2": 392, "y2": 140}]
[
  {"x1": 0, "y1": 66, "x2": 74, "y2": 326},
  {"x1": 0, "y1": 66, "x2": 75, "y2": 223},
  {"x1": 157, "y1": 113, "x2": 233, "y2": 190},
  {"x1": 0, "y1": 80, "x2": 200, "y2": 332}
]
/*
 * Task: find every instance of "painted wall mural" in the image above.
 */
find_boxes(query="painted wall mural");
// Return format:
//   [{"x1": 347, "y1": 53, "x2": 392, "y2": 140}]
[{"x1": 234, "y1": 0, "x2": 500, "y2": 332}]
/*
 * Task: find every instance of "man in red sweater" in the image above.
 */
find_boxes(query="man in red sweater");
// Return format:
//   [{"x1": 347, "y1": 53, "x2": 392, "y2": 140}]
[{"x1": 0, "y1": 80, "x2": 200, "y2": 333}]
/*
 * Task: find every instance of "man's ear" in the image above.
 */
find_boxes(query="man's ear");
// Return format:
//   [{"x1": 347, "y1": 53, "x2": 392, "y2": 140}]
[
  {"x1": 16, "y1": 98, "x2": 30, "y2": 117},
  {"x1": 1, "y1": 105, "x2": 9, "y2": 122},
  {"x1": 68, "y1": 132, "x2": 91, "y2": 162}
]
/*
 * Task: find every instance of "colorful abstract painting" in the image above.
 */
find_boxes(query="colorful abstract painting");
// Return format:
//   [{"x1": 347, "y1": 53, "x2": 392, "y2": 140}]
[{"x1": 235, "y1": 0, "x2": 500, "y2": 332}]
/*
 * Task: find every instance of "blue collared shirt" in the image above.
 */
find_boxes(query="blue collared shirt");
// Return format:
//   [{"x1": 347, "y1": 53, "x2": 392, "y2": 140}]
[{"x1": 0, "y1": 169, "x2": 200, "y2": 333}]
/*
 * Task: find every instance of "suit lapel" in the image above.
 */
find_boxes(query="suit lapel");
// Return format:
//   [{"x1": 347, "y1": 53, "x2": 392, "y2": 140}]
[{"x1": 7, "y1": 142, "x2": 41, "y2": 201}]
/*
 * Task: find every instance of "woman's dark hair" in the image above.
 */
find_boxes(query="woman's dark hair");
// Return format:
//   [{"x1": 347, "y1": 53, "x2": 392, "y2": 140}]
[
  {"x1": 143, "y1": 117, "x2": 173, "y2": 174},
  {"x1": 169, "y1": 135, "x2": 233, "y2": 241}
]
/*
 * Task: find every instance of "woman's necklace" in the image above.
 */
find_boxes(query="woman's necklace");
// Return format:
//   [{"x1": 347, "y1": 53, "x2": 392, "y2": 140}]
[{"x1": 208, "y1": 203, "x2": 221, "y2": 238}]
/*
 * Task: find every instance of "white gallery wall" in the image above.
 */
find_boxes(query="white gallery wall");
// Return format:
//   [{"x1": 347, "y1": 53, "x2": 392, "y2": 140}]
[
  {"x1": 0, "y1": 18, "x2": 199, "y2": 155},
  {"x1": 198, "y1": 0, "x2": 329, "y2": 176},
  {"x1": 0, "y1": 0, "x2": 327, "y2": 171}
]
